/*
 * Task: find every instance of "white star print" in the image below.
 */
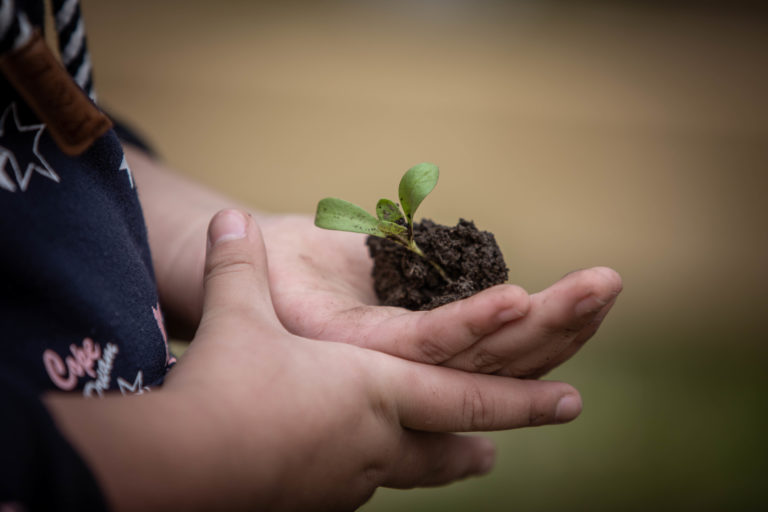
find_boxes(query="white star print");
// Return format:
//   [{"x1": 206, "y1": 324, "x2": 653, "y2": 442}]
[
  {"x1": 0, "y1": 102, "x2": 60, "y2": 192},
  {"x1": 0, "y1": 152, "x2": 17, "y2": 192},
  {"x1": 119, "y1": 153, "x2": 134, "y2": 188}
]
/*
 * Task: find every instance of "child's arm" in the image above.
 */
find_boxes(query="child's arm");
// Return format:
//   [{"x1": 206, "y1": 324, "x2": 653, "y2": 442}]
[
  {"x1": 127, "y1": 145, "x2": 621, "y2": 378},
  {"x1": 44, "y1": 210, "x2": 582, "y2": 511}
]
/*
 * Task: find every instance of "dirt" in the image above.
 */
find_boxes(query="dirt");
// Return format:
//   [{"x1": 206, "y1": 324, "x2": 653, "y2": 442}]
[{"x1": 366, "y1": 219, "x2": 508, "y2": 310}]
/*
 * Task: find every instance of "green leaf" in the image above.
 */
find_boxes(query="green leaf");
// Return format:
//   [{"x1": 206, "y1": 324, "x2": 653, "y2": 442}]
[
  {"x1": 398, "y1": 162, "x2": 439, "y2": 222},
  {"x1": 315, "y1": 198, "x2": 384, "y2": 237},
  {"x1": 376, "y1": 199, "x2": 404, "y2": 223},
  {"x1": 377, "y1": 220, "x2": 407, "y2": 239}
]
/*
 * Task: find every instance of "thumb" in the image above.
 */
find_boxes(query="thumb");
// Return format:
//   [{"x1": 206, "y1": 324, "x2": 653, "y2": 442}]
[{"x1": 200, "y1": 209, "x2": 278, "y2": 327}]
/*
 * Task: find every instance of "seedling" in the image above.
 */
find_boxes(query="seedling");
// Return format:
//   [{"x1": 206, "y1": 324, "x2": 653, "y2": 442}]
[{"x1": 314, "y1": 162, "x2": 449, "y2": 281}]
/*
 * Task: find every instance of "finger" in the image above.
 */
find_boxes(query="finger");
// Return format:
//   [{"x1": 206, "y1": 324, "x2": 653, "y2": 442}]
[
  {"x1": 393, "y1": 363, "x2": 582, "y2": 432},
  {"x1": 327, "y1": 284, "x2": 530, "y2": 364},
  {"x1": 522, "y1": 295, "x2": 618, "y2": 379},
  {"x1": 394, "y1": 284, "x2": 530, "y2": 364},
  {"x1": 494, "y1": 267, "x2": 622, "y2": 377},
  {"x1": 384, "y1": 433, "x2": 496, "y2": 488},
  {"x1": 442, "y1": 267, "x2": 622, "y2": 375},
  {"x1": 200, "y1": 209, "x2": 280, "y2": 328}
]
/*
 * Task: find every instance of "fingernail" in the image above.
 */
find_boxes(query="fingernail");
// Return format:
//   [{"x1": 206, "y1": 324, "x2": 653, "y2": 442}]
[
  {"x1": 555, "y1": 394, "x2": 582, "y2": 423},
  {"x1": 574, "y1": 294, "x2": 607, "y2": 316},
  {"x1": 474, "y1": 438, "x2": 496, "y2": 475},
  {"x1": 497, "y1": 307, "x2": 526, "y2": 323},
  {"x1": 208, "y1": 210, "x2": 247, "y2": 248},
  {"x1": 593, "y1": 301, "x2": 614, "y2": 324}
]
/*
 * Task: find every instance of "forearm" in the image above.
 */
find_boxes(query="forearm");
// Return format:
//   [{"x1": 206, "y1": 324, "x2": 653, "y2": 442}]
[
  {"x1": 43, "y1": 390, "x2": 284, "y2": 511},
  {"x1": 125, "y1": 146, "x2": 258, "y2": 332}
]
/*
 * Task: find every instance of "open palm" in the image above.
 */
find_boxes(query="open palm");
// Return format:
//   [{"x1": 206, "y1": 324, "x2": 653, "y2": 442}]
[{"x1": 261, "y1": 215, "x2": 622, "y2": 378}]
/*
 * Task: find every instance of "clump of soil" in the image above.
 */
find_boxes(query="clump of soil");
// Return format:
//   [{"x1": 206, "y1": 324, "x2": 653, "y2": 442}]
[{"x1": 366, "y1": 219, "x2": 508, "y2": 311}]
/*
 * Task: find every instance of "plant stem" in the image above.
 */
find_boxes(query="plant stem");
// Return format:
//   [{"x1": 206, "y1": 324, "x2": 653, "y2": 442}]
[
  {"x1": 409, "y1": 241, "x2": 451, "y2": 283},
  {"x1": 388, "y1": 225, "x2": 450, "y2": 283}
]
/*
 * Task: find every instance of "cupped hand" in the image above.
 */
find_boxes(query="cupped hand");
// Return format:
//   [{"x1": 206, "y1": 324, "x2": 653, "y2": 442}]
[
  {"x1": 163, "y1": 210, "x2": 582, "y2": 511},
  {"x1": 46, "y1": 209, "x2": 583, "y2": 512},
  {"x1": 261, "y1": 215, "x2": 622, "y2": 379},
  {"x1": 125, "y1": 145, "x2": 619, "y2": 380}
]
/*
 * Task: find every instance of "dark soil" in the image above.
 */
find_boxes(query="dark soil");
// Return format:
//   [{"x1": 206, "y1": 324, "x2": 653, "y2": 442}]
[{"x1": 366, "y1": 219, "x2": 508, "y2": 311}]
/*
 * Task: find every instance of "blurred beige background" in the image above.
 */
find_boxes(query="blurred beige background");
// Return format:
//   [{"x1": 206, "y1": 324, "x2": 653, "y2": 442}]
[{"x1": 81, "y1": 1, "x2": 767, "y2": 510}]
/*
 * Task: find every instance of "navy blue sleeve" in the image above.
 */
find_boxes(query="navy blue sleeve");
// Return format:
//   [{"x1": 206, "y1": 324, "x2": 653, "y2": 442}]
[
  {"x1": 0, "y1": 371, "x2": 108, "y2": 511},
  {"x1": 1, "y1": 2, "x2": 175, "y2": 507}
]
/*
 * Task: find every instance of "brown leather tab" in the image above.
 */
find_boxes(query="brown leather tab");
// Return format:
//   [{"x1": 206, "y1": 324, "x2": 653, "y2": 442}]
[{"x1": 0, "y1": 30, "x2": 112, "y2": 156}]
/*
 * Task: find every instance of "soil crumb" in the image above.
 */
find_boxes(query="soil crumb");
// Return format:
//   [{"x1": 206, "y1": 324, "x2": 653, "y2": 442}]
[{"x1": 366, "y1": 219, "x2": 508, "y2": 310}]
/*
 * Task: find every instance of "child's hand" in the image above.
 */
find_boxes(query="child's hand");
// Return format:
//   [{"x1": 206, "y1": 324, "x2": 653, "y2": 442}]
[
  {"x1": 261, "y1": 215, "x2": 622, "y2": 378},
  {"x1": 47, "y1": 209, "x2": 583, "y2": 512},
  {"x1": 128, "y1": 147, "x2": 621, "y2": 381}
]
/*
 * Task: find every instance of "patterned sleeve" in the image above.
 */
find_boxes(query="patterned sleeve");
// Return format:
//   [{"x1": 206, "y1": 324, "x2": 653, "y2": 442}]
[{"x1": 0, "y1": 371, "x2": 108, "y2": 511}]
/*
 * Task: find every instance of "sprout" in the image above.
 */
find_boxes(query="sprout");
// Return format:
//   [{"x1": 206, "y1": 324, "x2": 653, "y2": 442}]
[{"x1": 315, "y1": 162, "x2": 448, "y2": 280}]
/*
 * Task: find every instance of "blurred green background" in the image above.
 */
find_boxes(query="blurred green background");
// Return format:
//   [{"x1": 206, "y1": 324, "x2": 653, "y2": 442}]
[{"x1": 81, "y1": 0, "x2": 767, "y2": 509}]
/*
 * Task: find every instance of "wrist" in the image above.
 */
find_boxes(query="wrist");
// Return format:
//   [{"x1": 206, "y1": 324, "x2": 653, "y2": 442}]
[
  {"x1": 155, "y1": 213, "x2": 207, "y2": 333},
  {"x1": 44, "y1": 387, "x2": 280, "y2": 512}
]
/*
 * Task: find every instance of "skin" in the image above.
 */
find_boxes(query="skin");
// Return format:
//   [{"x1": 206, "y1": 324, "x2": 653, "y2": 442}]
[
  {"x1": 127, "y1": 145, "x2": 623, "y2": 379},
  {"x1": 46, "y1": 210, "x2": 583, "y2": 511}
]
